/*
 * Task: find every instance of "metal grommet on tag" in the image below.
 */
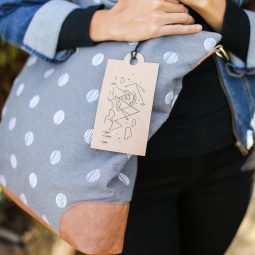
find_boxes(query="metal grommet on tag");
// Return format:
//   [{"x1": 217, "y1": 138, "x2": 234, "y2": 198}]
[
  {"x1": 124, "y1": 52, "x2": 145, "y2": 66},
  {"x1": 131, "y1": 49, "x2": 138, "y2": 60},
  {"x1": 127, "y1": 41, "x2": 144, "y2": 65}
]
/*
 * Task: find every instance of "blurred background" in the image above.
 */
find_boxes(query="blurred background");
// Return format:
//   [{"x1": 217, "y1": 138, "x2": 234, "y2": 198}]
[{"x1": 1, "y1": 40, "x2": 255, "y2": 255}]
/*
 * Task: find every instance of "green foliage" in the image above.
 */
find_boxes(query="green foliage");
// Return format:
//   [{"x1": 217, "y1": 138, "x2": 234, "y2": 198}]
[
  {"x1": 0, "y1": 188, "x2": 7, "y2": 203},
  {"x1": 0, "y1": 38, "x2": 28, "y2": 115},
  {"x1": 0, "y1": 39, "x2": 21, "y2": 67}
]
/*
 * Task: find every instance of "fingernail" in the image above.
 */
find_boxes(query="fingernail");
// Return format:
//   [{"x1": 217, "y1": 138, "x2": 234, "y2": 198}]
[{"x1": 196, "y1": 24, "x2": 203, "y2": 30}]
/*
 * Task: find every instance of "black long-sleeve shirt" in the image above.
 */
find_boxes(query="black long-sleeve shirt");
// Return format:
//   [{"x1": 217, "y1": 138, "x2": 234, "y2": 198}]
[{"x1": 56, "y1": 0, "x2": 250, "y2": 159}]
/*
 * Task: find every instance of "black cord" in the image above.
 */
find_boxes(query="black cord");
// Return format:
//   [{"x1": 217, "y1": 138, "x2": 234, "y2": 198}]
[{"x1": 130, "y1": 41, "x2": 144, "y2": 60}]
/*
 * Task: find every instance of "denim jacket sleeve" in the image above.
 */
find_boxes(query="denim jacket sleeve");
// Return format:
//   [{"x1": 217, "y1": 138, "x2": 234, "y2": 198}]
[
  {"x1": 227, "y1": 1, "x2": 255, "y2": 75},
  {"x1": 0, "y1": 0, "x2": 82, "y2": 62}
]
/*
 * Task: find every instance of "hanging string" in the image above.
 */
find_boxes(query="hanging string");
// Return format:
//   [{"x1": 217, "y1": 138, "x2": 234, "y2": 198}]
[{"x1": 130, "y1": 41, "x2": 144, "y2": 60}]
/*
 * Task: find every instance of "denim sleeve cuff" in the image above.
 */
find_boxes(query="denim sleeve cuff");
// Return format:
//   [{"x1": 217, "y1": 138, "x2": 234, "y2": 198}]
[
  {"x1": 244, "y1": 10, "x2": 255, "y2": 69},
  {"x1": 22, "y1": 0, "x2": 80, "y2": 61}
]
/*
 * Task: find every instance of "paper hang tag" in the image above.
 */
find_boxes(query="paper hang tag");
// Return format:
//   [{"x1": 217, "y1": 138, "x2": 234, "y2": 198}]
[{"x1": 90, "y1": 52, "x2": 160, "y2": 156}]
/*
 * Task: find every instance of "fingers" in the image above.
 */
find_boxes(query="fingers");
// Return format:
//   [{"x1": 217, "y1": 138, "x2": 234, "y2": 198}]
[
  {"x1": 157, "y1": 1, "x2": 189, "y2": 13},
  {"x1": 149, "y1": 0, "x2": 199, "y2": 36},
  {"x1": 156, "y1": 23, "x2": 203, "y2": 37},
  {"x1": 155, "y1": 12, "x2": 195, "y2": 26},
  {"x1": 164, "y1": 0, "x2": 180, "y2": 4},
  {"x1": 148, "y1": 0, "x2": 188, "y2": 14}
]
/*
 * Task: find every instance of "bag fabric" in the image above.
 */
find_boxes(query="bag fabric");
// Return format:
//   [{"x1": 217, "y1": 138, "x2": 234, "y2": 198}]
[{"x1": 0, "y1": 7, "x2": 222, "y2": 253}]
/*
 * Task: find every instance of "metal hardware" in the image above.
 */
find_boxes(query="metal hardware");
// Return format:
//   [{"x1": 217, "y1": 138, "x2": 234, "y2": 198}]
[
  {"x1": 214, "y1": 55, "x2": 250, "y2": 156},
  {"x1": 130, "y1": 50, "x2": 139, "y2": 60},
  {"x1": 215, "y1": 45, "x2": 230, "y2": 62},
  {"x1": 235, "y1": 140, "x2": 250, "y2": 155}
]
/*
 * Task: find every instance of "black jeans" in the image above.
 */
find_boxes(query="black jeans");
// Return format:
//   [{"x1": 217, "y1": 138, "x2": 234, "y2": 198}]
[{"x1": 121, "y1": 142, "x2": 255, "y2": 255}]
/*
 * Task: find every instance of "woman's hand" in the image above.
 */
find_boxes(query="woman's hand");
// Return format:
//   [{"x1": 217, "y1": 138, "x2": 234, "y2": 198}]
[
  {"x1": 89, "y1": 0, "x2": 202, "y2": 42},
  {"x1": 178, "y1": 0, "x2": 227, "y2": 32},
  {"x1": 176, "y1": 0, "x2": 206, "y2": 9}
]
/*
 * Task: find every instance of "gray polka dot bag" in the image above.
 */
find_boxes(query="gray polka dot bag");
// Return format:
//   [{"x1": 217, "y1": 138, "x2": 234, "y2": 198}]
[{"x1": 0, "y1": 5, "x2": 226, "y2": 254}]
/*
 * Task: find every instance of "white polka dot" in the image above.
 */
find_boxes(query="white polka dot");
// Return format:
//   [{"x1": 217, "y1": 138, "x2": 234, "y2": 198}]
[
  {"x1": 86, "y1": 169, "x2": 101, "y2": 183},
  {"x1": 8, "y1": 117, "x2": 16, "y2": 130},
  {"x1": 29, "y1": 173, "x2": 37, "y2": 188},
  {"x1": 163, "y1": 52, "x2": 178, "y2": 64},
  {"x1": 86, "y1": 89, "x2": 99, "y2": 103},
  {"x1": 16, "y1": 83, "x2": 25, "y2": 96},
  {"x1": 204, "y1": 38, "x2": 217, "y2": 52},
  {"x1": 165, "y1": 91, "x2": 174, "y2": 105},
  {"x1": 26, "y1": 56, "x2": 37, "y2": 66},
  {"x1": 84, "y1": 129, "x2": 93, "y2": 144},
  {"x1": 1, "y1": 105, "x2": 7, "y2": 118},
  {"x1": 42, "y1": 215, "x2": 50, "y2": 225},
  {"x1": 10, "y1": 154, "x2": 17, "y2": 168},
  {"x1": 118, "y1": 173, "x2": 130, "y2": 185},
  {"x1": 24, "y1": 131, "x2": 34, "y2": 146},
  {"x1": 29, "y1": 95, "x2": 40, "y2": 108},
  {"x1": 53, "y1": 110, "x2": 65, "y2": 125},
  {"x1": 0, "y1": 175, "x2": 7, "y2": 187},
  {"x1": 92, "y1": 53, "x2": 104, "y2": 66},
  {"x1": 44, "y1": 68, "x2": 55, "y2": 79},
  {"x1": 56, "y1": 193, "x2": 67, "y2": 208},
  {"x1": 58, "y1": 73, "x2": 69, "y2": 87},
  {"x1": 172, "y1": 94, "x2": 178, "y2": 107},
  {"x1": 20, "y1": 193, "x2": 27, "y2": 205},
  {"x1": 50, "y1": 150, "x2": 61, "y2": 165}
]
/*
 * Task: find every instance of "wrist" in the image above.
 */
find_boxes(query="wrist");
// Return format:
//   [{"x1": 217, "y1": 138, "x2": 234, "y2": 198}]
[
  {"x1": 89, "y1": 9, "x2": 113, "y2": 42},
  {"x1": 192, "y1": 0, "x2": 226, "y2": 32},
  {"x1": 185, "y1": 0, "x2": 210, "y2": 12}
]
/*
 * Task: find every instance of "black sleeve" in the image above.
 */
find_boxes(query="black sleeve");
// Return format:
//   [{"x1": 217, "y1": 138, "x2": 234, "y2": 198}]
[
  {"x1": 56, "y1": 4, "x2": 105, "y2": 51},
  {"x1": 220, "y1": 0, "x2": 250, "y2": 61}
]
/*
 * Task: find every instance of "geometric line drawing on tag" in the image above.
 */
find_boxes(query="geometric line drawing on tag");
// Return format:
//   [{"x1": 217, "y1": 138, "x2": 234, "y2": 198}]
[
  {"x1": 101, "y1": 73, "x2": 148, "y2": 144},
  {"x1": 124, "y1": 82, "x2": 146, "y2": 106}
]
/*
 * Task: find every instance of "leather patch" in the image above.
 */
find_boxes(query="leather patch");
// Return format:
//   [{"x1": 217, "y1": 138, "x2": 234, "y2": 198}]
[{"x1": 59, "y1": 202, "x2": 130, "y2": 255}]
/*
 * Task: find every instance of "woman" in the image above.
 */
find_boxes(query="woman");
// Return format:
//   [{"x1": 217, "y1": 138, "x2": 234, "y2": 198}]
[{"x1": 0, "y1": 0, "x2": 255, "y2": 254}]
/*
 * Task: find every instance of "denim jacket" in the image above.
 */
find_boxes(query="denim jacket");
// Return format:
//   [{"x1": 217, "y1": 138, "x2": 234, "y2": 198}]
[{"x1": 0, "y1": 0, "x2": 255, "y2": 155}]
